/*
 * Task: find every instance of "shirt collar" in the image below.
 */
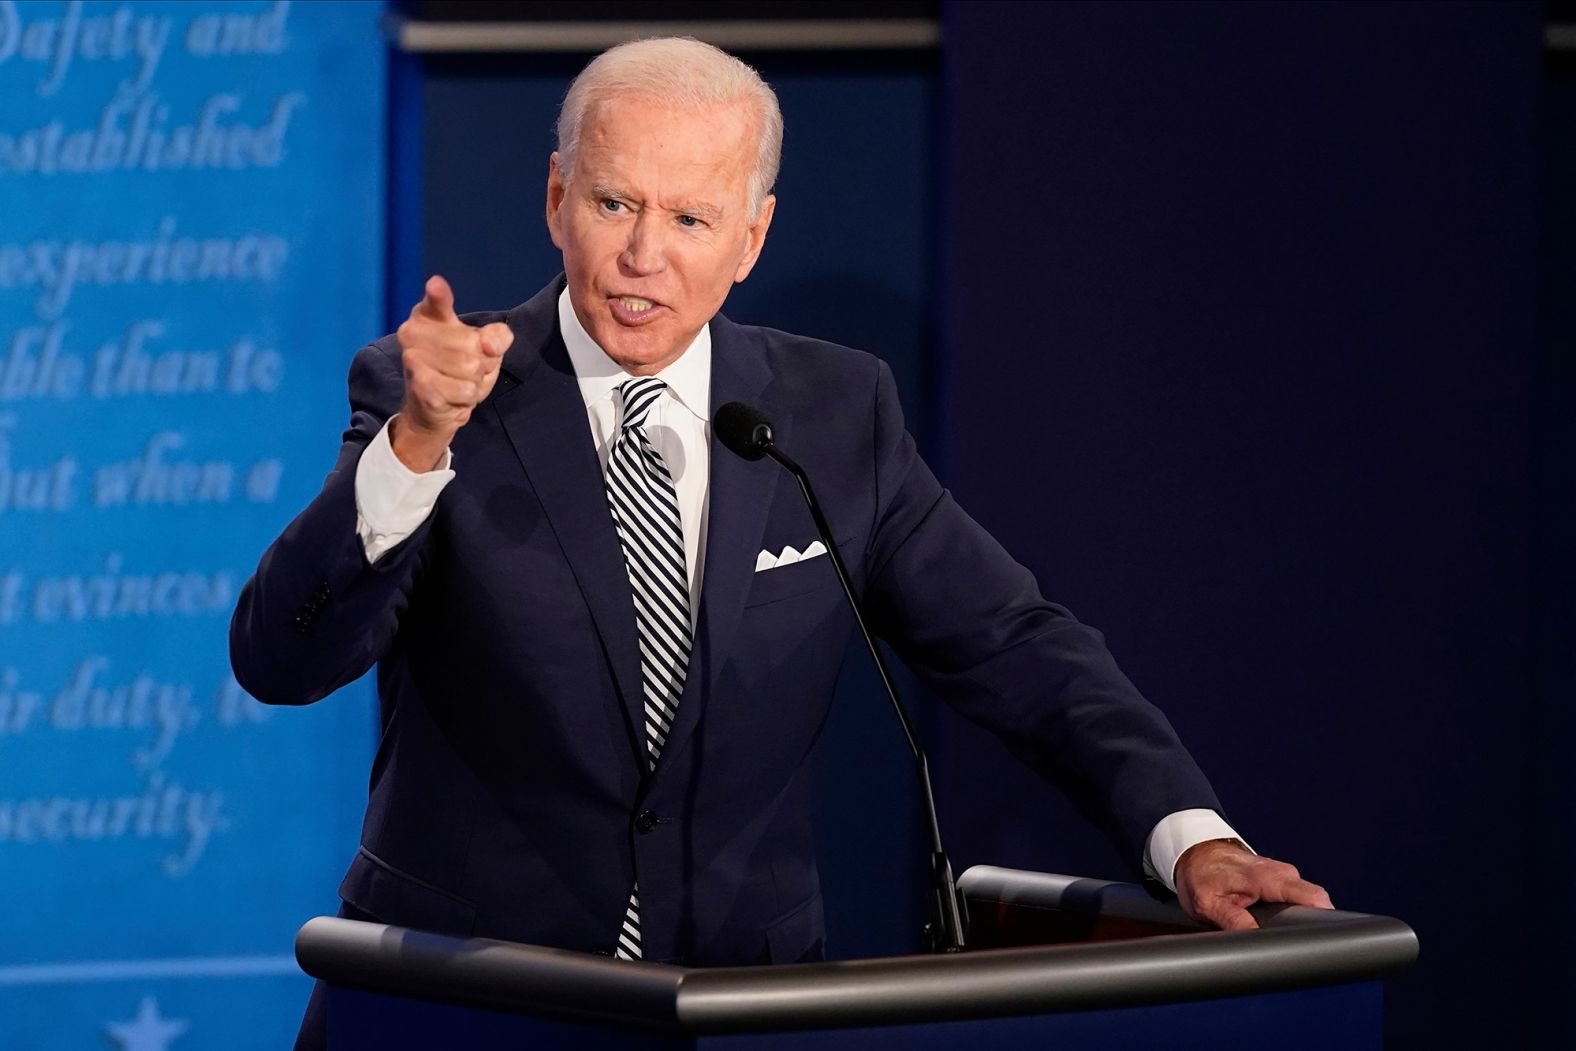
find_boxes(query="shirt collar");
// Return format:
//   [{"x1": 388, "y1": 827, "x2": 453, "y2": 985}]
[{"x1": 557, "y1": 288, "x2": 711, "y2": 423}]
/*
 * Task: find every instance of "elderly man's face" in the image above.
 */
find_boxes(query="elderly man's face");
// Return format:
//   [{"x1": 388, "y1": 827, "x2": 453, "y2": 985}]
[{"x1": 546, "y1": 95, "x2": 775, "y2": 375}]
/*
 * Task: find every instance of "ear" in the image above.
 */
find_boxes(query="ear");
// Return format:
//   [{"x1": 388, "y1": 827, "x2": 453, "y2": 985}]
[
  {"x1": 733, "y1": 195, "x2": 776, "y2": 284},
  {"x1": 545, "y1": 153, "x2": 567, "y2": 250}
]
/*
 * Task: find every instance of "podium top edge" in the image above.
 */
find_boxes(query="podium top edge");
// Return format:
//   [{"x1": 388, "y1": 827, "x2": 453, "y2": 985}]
[{"x1": 296, "y1": 867, "x2": 1419, "y2": 1034}]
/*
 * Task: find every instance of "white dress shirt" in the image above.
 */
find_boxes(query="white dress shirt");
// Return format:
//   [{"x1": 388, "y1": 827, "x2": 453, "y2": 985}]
[
  {"x1": 351, "y1": 289, "x2": 1243, "y2": 891},
  {"x1": 557, "y1": 290, "x2": 712, "y2": 619},
  {"x1": 356, "y1": 290, "x2": 712, "y2": 614}
]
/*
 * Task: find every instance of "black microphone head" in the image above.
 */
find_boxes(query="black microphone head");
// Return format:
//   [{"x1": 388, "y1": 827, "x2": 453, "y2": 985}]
[{"x1": 714, "y1": 401, "x2": 774, "y2": 461}]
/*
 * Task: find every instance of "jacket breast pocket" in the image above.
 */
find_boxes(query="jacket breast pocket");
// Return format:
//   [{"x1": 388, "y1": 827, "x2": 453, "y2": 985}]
[{"x1": 744, "y1": 536, "x2": 860, "y2": 609}]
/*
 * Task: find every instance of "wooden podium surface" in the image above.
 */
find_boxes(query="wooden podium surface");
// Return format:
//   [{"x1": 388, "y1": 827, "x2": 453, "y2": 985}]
[{"x1": 297, "y1": 865, "x2": 1417, "y2": 1048}]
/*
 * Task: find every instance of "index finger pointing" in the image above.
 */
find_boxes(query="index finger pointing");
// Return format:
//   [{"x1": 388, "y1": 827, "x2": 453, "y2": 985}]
[{"x1": 413, "y1": 275, "x2": 458, "y2": 322}]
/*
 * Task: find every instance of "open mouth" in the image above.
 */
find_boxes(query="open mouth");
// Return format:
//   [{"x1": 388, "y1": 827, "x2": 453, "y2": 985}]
[{"x1": 609, "y1": 295, "x2": 664, "y2": 324}]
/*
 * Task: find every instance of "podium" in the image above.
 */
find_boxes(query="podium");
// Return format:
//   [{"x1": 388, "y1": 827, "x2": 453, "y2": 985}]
[{"x1": 296, "y1": 865, "x2": 1417, "y2": 1049}]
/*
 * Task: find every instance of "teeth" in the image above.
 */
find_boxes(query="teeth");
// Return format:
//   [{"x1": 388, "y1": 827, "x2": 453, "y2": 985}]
[{"x1": 618, "y1": 296, "x2": 654, "y2": 311}]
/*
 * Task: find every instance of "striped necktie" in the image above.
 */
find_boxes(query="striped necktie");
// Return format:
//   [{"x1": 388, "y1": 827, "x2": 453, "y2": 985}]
[{"x1": 604, "y1": 376, "x2": 692, "y2": 960}]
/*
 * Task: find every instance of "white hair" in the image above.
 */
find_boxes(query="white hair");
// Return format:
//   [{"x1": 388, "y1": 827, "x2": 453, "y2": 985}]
[{"x1": 555, "y1": 37, "x2": 783, "y2": 221}]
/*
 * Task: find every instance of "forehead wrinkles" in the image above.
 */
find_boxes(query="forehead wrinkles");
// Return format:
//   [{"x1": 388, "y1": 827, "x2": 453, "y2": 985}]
[
  {"x1": 583, "y1": 93, "x2": 756, "y2": 143},
  {"x1": 576, "y1": 97, "x2": 755, "y2": 209}
]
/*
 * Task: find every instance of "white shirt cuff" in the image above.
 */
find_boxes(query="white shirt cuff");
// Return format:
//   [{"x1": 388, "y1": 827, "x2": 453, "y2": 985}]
[
  {"x1": 1142, "y1": 808, "x2": 1251, "y2": 893},
  {"x1": 354, "y1": 416, "x2": 455, "y2": 564}
]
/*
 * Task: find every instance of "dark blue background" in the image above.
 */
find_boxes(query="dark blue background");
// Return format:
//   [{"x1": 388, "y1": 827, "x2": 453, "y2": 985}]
[
  {"x1": 400, "y1": 3, "x2": 1563, "y2": 1046},
  {"x1": 936, "y1": 4, "x2": 1544, "y2": 1049}
]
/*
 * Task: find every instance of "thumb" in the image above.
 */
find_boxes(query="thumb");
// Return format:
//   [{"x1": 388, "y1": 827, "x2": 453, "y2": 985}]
[
  {"x1": 414, "y1": 275, "x2": 458, "y2": 322},
  {"x1": 1212, "y1": 906, "x2": 1259, "y2": 932},
  {"x1": 479, "y1": 321, "x2": 514, "y2": 358}
]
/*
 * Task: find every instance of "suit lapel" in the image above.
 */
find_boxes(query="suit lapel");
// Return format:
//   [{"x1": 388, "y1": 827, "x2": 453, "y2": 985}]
[
  {"x1": 653, "y1": 314, "x2": 784, "y2": 776},
  {"x1": 488, "y1": 290, "x2": 785, "y2": 780},
  {"x1": 490, "y1": 282, "x2": 647, "y2": 764}
]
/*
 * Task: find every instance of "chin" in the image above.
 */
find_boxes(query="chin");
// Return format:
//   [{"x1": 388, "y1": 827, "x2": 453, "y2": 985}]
[{"x1": 600, "y1": 329, "x2": 684, "y2": 373}]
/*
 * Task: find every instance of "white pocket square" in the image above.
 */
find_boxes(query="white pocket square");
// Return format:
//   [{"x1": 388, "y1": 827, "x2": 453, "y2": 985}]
[{"x1": 755, "y1": 540, "x2": 827, "y2": 572}]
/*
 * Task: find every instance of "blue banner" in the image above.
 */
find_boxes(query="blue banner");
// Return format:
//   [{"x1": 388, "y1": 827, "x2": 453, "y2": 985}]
[{"x1": 0, "y1": 2, "x2": 384, "y2": 1046}]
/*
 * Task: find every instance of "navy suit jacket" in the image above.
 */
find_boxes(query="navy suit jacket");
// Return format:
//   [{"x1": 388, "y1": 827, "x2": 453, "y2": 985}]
[{"x1": 230, "y1": 277, "x2": 1221, "y2": 965}]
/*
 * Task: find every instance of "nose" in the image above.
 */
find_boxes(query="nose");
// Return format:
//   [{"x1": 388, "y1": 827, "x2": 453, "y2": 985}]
[{"x1": 619, "y1": 211, "x2": 669, "y2": 277}]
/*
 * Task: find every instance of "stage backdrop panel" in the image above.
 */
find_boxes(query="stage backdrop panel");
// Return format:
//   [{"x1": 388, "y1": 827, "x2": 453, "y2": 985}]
[
  {"x1": 934, "y1": 2, "x2": 1537, "y2": 1048},
  {"x1": 0, "y1": 2, "x2": 383, "y2": 1047}
]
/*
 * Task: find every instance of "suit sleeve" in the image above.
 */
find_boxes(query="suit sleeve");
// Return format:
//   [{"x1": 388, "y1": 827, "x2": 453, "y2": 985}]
[
  {"x1": 858, "y1": 360, "x2": 1223, "y2": 863},
  {"x1": 229, "y1": 341, "x2": 434, "y2": 705}
]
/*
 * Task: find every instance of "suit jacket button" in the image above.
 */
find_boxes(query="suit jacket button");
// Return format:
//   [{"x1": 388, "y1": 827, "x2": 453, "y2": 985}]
[{"x1": 635, "y1": 810, "x2": 659, "y2": 834}]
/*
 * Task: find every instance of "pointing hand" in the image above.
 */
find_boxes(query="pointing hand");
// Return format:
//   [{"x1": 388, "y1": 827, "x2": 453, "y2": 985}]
[{"x1": 391, "y1": 275, "x2": 513, "y2": 471}]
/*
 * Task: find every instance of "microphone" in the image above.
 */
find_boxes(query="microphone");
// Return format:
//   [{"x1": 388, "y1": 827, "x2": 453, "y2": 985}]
[
  {"x1": 713, "y1": 401, "x2": 774, "y2": 461},
  {"x1": 714, "y1": 401, "x2": 968, "y2": 954}
]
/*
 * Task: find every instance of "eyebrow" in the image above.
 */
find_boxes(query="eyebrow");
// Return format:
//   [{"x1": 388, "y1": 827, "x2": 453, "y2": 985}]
[
  {"x1": 590, "y1": 184, "x2": 723, "y2": 222},
  {"x1": 680, "y1": 202, "x2": 724, "y2": 222}
]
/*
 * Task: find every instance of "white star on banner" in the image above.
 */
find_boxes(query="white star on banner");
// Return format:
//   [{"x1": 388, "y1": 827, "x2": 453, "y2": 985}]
[{"x1": 106, "y1": 996, "x2": 189, "y2": 1051}]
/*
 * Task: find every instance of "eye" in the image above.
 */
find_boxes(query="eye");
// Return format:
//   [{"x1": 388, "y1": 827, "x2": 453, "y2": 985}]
[
  {"x1": 600, "y1": 198, "x2": 625, "y2": 213},
  {"x1": 677, "y1": 214, "x2": 701, "y2": 228}
]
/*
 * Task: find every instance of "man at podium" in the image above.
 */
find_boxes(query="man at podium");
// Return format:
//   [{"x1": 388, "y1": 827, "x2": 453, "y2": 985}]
[{"x1": 229, "y1": 36, "x2": 1330, "y2": 1049}]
